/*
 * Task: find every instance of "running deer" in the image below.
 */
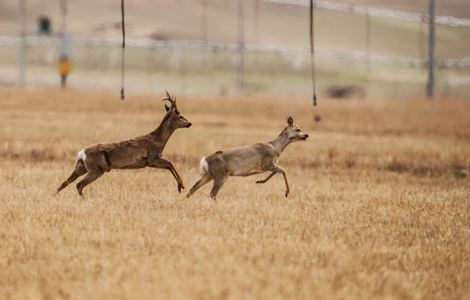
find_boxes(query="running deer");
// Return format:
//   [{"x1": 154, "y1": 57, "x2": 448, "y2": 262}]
[
  {"x1": 56, "y1": 91, "x2": 192, "y2": 196},
  {"x1": 186, "y1": 117, "x2": 308, "y2": 201}
]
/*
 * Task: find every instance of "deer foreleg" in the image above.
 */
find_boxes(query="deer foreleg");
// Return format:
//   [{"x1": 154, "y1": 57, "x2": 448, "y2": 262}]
[
  {"x1": 256, "y1": 172, "x2": 276, "y2": 184},
  {"x1": 264, "y1": 165, "x2": 290, "y2": 197},
  {"x1": 149, "y1": 158, "x2": 185, "y2": 193},
  {"x1": 76, "y1": 170, "x2": 104, "y2": 197},
  {"x1": 276, "y1": 166, "x2": 290, "y2": 197}
]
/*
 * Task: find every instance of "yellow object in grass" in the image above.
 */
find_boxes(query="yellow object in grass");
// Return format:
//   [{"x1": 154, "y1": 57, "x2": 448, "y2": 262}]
[{"x1": 58, "y1": 57, "x2": 72, "y2": 75}]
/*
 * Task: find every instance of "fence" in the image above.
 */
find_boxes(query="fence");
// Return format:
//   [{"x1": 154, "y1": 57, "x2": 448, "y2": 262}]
[
  {"x1": 2, "y1": 35, "x2": 469, "y2": 69},
  {"x1": 1, "y1": 0, "x2": 470, "y2": 99}
]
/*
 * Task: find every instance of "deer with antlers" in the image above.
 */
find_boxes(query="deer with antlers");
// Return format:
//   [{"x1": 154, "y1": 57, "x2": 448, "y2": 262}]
[
  {"x1": 56, "y1": 91, "x2": 192, "y2": 196},
  {"x1": 186, "y1": 117, "x2": 309, "y2": 201}
]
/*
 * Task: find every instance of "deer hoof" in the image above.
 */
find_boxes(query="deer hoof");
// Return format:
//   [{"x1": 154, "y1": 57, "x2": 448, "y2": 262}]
[
  {"x1": 177, "y1": 183, "x2": 185, "y2": 193},
  {"x1": 256, "y1": 180, "x2": 262, "y2": 184},
  {"x1": 285, "y1": 191, "x2": 289, "y2": 197}
]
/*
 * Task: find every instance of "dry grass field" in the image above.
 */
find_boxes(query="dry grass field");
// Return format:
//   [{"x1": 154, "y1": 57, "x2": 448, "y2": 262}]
[{"x1": 0, "y1": 87, "x2": 469, "y2": 299}]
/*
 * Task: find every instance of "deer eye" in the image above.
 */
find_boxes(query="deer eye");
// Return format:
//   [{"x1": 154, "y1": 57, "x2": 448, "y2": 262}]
[{"x1": 295, "y1": 129, "x2": 301, "y2": 132}]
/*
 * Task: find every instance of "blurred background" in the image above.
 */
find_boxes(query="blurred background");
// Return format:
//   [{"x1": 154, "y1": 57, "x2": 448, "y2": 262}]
[{"x1": 0, "y1": 0, "x2": 469, "y2": 99}]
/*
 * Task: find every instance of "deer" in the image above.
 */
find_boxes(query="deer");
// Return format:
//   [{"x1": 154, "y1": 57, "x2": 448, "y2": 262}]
[
  {"x1": 56, "y1": 91, "x2": 192, "y2": 197},
  {"x1": 186, "y1": 116, "x2": 309, "y2": 201}
]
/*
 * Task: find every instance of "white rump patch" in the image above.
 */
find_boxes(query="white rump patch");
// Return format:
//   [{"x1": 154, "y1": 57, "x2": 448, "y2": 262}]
[
  {"x1": 200, "y1": 156, "x2": 209, "y2": 174},
  {"x1": 77, "y1": 149, "x2": 86, "y2": 162}
]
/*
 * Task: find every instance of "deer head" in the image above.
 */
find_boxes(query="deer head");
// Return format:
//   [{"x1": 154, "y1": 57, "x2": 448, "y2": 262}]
[
  {"x1": 285, "y1": 116, "x2": 309, "y2": 141},
  {"x1": 162, "y1": 90, "x2": 192, "y2": 129}
]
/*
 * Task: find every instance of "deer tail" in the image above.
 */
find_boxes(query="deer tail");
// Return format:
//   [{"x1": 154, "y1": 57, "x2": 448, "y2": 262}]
[
  {"x1": 76, "y1": 149, "x2": 86, "y2": 162},
  {"x1": 200, "y1": 156, "x2": 209, "y2": 175}
]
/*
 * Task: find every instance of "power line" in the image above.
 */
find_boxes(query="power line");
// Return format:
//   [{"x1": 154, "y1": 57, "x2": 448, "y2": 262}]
[
  {"x1": 3, "y1": 35, "x2": 470, "y2": 68},
  {"x1": 263, "y1": 0, "x2": 470, "y2": 27}
]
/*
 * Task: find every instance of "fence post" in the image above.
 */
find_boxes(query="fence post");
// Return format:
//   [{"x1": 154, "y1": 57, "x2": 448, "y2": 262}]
[
  {"x1": 237, "y1": 0, "x2": 245, "y2": 92},
  {"x1": 426, "y1": 0, "x2": 436, "y2": 99},
  {"x1": 59, "y1": 0, "x2": 72, "y2": 88},
  {"x1": 19, "y1": 0, "x2": 27, "y2": 87}
]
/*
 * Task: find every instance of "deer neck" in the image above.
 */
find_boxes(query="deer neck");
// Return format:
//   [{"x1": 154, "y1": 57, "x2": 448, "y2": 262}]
[
  {"x1": 150, "y1": 116, "x2": 176, "y2": 147},
  {"x1": 270, "y1": 130, "x2": 292, "y2": 155}
]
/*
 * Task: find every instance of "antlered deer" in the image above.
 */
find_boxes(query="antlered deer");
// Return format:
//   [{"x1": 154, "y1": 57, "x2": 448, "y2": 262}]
[
  {"x1": 186, "y1": 117, "x2": 308, "y2": 201},
  {"x1": 56, "y1": 91, "x2": 191, "y2": 196}
]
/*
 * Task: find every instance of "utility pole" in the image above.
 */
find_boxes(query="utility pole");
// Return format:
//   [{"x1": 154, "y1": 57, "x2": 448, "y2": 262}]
[
  {"x1": 237, "y1": 0, "x2": 245, "y2": 92},
  {"x1": 426, "y1": 0, "x2": 436, "y2": 99},
  {"x1": 19, "y1": 0, "x2": 27, "y2": 87},
  {"x1": 58, "y1": 0, "x2": 72, "y2": 88}
]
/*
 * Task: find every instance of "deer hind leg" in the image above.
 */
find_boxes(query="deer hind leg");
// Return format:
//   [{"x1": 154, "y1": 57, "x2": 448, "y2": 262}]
[
  {"x1": 205, "y1": 155, "x2": 229, "y2": 201},
  {"x1": 187, "y1": 173, "x2": 212, "y2": 198},
  {"x1": 210, "y1": 175, "x2": 227, "y2": 201},
  {"x1": 75, "y1": 154, "x2": 108, "y2": 196},
  {"x1": 76, "y1": 169, "x2": 104, "y2": 197},
  {"x1": 56, "y1": 159, "x2": 87, "y2": 194}
]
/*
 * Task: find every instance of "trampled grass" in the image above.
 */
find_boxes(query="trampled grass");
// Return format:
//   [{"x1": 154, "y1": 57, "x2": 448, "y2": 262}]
[{"x1": 0, "y1": 88, "x2": 469, "y2": 299}]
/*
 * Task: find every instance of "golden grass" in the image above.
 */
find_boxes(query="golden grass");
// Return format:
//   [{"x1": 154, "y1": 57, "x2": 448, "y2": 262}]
[{"x1": 0, "y1": 87, "x2": 469, "y2": 299}]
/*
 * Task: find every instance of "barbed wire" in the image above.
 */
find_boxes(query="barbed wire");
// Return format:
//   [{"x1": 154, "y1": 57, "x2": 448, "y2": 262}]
[
  {"x1": 263, "y1": 0, "x2": 470, "y2": 27},
  {"x1": 1, "y1": 36, "x2": 469, "y2": 68}
]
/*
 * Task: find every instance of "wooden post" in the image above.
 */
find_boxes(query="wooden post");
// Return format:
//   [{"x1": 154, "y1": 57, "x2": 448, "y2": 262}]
[
  {"x1": 19, "y1": 0, "x2": 27, "y2": 87},
  {"x1": 120, "y1": 0, "x2": 125, "y2": 100},
  {"x1": 426, "y1": 0, "x2": 436, "y2": 99},
  {"x1": 237, "y1": 0, "x2": 245, "y2": 92},
  {"x1": 366, "y1": 11, "x2": 371, "y2": 71}
]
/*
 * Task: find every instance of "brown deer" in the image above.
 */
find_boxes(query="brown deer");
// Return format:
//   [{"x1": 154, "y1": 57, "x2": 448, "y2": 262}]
[
  {"x1": 186, "y1": 117, "x2": 308, "y2": 201},
  {"x1": 56, "y1": 91, "x2": 192, "y2": 196}
]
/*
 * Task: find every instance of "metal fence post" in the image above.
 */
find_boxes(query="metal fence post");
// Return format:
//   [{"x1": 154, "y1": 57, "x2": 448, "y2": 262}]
[{"x1": 426, "y1": 0, "x2": 436, "y2": 99}]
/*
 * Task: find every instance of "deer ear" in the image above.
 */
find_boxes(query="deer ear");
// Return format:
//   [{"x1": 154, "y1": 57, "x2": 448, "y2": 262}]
[{"x1": 287, "y1": 116, "x2": 294, "y2": 126}]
